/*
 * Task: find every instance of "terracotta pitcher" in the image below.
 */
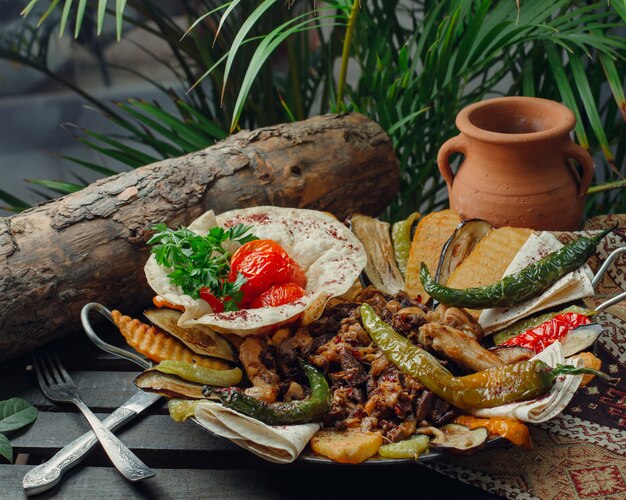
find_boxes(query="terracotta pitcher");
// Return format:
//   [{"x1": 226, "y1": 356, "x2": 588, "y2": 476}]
[{"x1": 437, "y1": 96, "x2": 594, "y2": 230}]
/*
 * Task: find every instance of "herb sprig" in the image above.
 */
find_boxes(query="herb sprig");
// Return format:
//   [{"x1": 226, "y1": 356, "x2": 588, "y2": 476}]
[{"x1": 148, "y1": 223, "x2": 257, "y2": 311}]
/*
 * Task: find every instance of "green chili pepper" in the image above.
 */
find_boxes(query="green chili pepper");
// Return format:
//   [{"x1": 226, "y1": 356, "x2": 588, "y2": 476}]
[
  {"x1": 208, "y1": 362, "x2": 331, "y2": 425},
  {"x1": 360, "y1": 303, "x2": 607, "y2": 410},
  {"x1": 492, "y1": 305, "x2": 595, "y2": 345},
  {"x1": 419, "y1": 226, "x2": 615, "y2": 309},
  {"x1": 150, "y1": 360, "x2": 242, "y2": 386},
  {"x1": 392, "y1": 211, "x2": 421, "y2": 278}
]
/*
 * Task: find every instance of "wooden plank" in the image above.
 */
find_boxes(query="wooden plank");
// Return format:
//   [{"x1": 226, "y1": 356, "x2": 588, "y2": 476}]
[
  {"x1": 11, "y1": 413, "x2": 237, "y2": 455},
  {"x1": 0, "y1": 370, "x2": 155, "y2": 413},
  {"x1": 1, "y1": 465, "x2": 503, "y2": 499}
]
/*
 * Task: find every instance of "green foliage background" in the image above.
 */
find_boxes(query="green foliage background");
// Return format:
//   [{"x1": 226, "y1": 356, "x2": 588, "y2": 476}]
[{"x1": 1, "y1": 0, "x2": 625, "y2": 221}]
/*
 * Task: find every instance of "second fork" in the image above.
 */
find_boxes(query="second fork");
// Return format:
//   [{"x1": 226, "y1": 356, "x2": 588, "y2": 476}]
[{"x1": 34, "y1": 353, "x2": 155, "y2": 482}]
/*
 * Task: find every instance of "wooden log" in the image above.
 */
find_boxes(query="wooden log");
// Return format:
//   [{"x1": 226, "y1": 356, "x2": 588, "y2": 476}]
[{"x1": 0, "y1": 113, "x2": 399, "y2": 360}]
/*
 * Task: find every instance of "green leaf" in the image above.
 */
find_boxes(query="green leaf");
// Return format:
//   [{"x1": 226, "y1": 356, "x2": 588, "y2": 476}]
[
  {"x1": 221, "y1": 0, "x2": 279, "y2": 102},
  {"x1": 545, "y1": 43, "x2": 589, "y2": 148},
  {"x1": 569, "y1": 54, "x2": 613, "y2": 161},
  {"x1": 37, "y1": 0, "x2": 60, "y2": 27},
  {"x1": 0, "y1": 190, "x2": 30, "y2": 210},
  {"x1": 0, "y1": 434, "x2": 12, "y2": 463},
  {"x1": 59, "y1": 0, "x2": 73, "y2": 38},
  {"x1": 27, "y1": 180, "x2": 84, "y2": 195},
  {"x1": 0, "y1": 398, "x2": 38, "y2": 433},
  {"x1": 116, "y1": 0, "x2": 127, "y2": 41},
  {"x1": 97, "y1": 0, "x2": 107, "y2": 35},
  {"x1": 74, "y1": 0, "x2": 87, "y2": 39}
]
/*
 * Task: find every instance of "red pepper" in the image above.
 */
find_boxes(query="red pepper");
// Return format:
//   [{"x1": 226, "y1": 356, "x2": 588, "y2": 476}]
[{"x1": 501, "y1": 312, "x2": 591, "y2": 353}]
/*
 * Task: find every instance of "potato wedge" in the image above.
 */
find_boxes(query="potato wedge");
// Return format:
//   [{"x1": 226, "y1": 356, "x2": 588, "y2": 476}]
[
  {"x1": 309, "y1": 429, "x2": 382, "y2": 464},
  {"x1": 111, "y1": 310, "x2": 229, "y2": 370},
  {"x1": 404, "y1": 209, "x2": 461, "y2": 303},
  {"x1": 144, "y1": 308, "x2": 236, "y2": 361}
]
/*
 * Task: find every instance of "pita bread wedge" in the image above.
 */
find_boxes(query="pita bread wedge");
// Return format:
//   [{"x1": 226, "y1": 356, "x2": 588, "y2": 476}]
[{"x1": 145, "y1": 206, "x2": 367, "y2": 336}]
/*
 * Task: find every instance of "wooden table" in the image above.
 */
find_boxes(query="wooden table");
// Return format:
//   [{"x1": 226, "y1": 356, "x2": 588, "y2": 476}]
[{"x1": 0, "y1": 329, "x2": 502, "y2": 499}]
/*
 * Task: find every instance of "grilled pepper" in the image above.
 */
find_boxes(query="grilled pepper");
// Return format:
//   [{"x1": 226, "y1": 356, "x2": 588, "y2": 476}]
[
  {"x1": 360, "y1": 303, "x2": 606, "y2": 410},
  {"x1": 391, "y1": 211, "x2": 421, "y2": 278},
  {"x1": 208, "y1": 362, "x2": 330, "y2": 425},
  {"x1": 419, "y1": 226, "x2": 614, "y2": 309},
  {"x1": 501, "y1": 312, "x2": 591, "y2": 353},
  {"x1": 493, "y1": 305, "x2": 595, "y2": 345},
  {"x1": 150, "y1": 360, "x2": 242, "y2": 386}
]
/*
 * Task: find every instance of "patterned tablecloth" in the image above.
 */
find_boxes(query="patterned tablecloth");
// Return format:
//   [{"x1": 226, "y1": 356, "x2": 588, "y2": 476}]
[{"x1": 424, "y1": 215, "x2": 626, "y2": 500}]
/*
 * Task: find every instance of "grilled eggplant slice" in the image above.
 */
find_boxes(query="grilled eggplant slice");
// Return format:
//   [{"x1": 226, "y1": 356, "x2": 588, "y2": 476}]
[
  {"x1": 435, "y1": 219, "x2": 492, "y2": 285},
  {"x1": 421, "y1": 423, "x2": 489, "y2": 455},
  {"x1": 350, "y1": 213, "x2": 404, "y2": 295},
  {"x1": 144, "y1": 308, "x2": 236, "y2": 361},
  {"x1": 134, "y1": 371, "x2": 206, "y2": 399}
]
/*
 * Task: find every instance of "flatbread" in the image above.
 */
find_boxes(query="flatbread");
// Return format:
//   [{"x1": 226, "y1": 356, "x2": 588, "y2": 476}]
[{"x1": 145, "y1": 206, "x2": 367, "y2": 336}]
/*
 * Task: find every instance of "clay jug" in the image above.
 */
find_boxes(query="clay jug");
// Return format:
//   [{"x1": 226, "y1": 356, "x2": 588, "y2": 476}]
[{"x1": 437, "y1": 96, "x2": 594, "y2": 231}]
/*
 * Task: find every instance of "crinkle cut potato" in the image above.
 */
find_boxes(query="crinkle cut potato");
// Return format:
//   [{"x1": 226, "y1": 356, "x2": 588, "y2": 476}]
[{"x1": 144, "y1": 206, "x2": 367, "y2": 336}]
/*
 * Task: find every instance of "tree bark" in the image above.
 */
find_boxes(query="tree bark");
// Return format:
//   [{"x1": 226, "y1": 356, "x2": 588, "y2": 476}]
[{"x1": 0, "y1": 113, "x2": 399, "y2": 360}]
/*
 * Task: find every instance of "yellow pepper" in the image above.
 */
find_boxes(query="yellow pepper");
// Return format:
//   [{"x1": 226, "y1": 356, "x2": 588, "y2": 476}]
[{"x1": 455, "y1": 415, "x2": 532, "y2": 449}]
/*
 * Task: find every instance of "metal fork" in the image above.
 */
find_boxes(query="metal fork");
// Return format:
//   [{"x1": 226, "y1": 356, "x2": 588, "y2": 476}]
[{"x1": 33, "y1": 353, "x2": 155, "y2": 482}]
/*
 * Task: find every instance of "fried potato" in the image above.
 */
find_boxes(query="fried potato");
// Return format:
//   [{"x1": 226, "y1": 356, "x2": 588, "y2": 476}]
[
  {"x1": 111, "y1": 310, "x2": 229, "y2": 370},
  {"x1": 404, "y1": 209, "x2": 461, "y2": 303},
  {"x1": 446, "y1": 226, "x2": 533, "y2": 317},
  {"x1": 309, "y1": 429, "x2": 383, "y2": 464}
]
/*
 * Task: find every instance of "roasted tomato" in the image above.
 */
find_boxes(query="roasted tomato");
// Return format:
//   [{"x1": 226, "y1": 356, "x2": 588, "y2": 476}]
[
  {"x1": 199, "y1": 287, "x2": 225, "y2": 313},
  {"x1": 250, "y1": 282, "x2": 306, "y2": 309},
  {"x1": 229, "y1": 239, "x2": 307, "y2": 304}
]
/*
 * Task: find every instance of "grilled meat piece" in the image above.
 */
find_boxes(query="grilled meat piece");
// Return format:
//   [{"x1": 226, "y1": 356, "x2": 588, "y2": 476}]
[
  {"x1": 419, "y1": 323, "x2": 504, "y2": 372},
  {"x1": 239, "y1": 337, "x2": 280, "y2": 403},
  {"x1": 426, "y1": 304, "x2": 484, "y2": 339}
]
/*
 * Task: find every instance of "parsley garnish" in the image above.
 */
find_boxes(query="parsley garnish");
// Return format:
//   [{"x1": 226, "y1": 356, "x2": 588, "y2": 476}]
[{"x1": 148, "y1": 223, "x2": 257, "y2": 310}]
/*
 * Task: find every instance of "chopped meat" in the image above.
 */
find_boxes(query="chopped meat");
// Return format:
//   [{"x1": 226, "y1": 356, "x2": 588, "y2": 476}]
[
  {"x1": 276, "y1": 328, "x2": 313, "y2": 378},
  {"x1": 414, "y1": 390, "x2": 436, "y2": 423},
  {"x1": 419, "y1": 323, "x2": 504, "y2": 372},
  {"x1": 239, "y1": 337, "x2": 280, "y2": 403},
  {"x1": 391, "y1": 307, "x2": 428, "y2": 335},
  {"x1": 430, "y1": 397, "x2": 459, "y2": 425},
  {"x1": 340, "y1": 347, "x2": 368, "y2": 386}
]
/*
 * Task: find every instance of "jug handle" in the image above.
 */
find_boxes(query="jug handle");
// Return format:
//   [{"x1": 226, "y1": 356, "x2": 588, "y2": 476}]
[
  {"x1": 564, "y1": 141, "x2": 595, "y2": 198},
  {"x1": 437, "y1": 134, "x2": 467, "y2": 189}
]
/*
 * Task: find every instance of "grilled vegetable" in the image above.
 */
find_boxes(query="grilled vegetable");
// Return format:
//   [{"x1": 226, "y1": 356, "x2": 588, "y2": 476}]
[
  {"x1": 209, "y1": 362, "x2": 330, "y2": 425},
  {"x1": 144, "y1": 308, "x2": 236, "y2": 361},
  {"x1": 360, "y1": 303, "x2": 608, "y2": 409},
  {"x1": 493, "y1": 305, "x2": 595, "y2": 345},
  {"x1": 560, "y1": 324, "x2": 604, "y2": 357},
  {"x1": 420, "y1": 226, "x2": 615, "y2": 309},
  {"x1": 350, "y1": 214, "x2": 404, "y2": 295},
  {"x1": 168, "y1": 399, "x2": 209, "y2": 422},
  {"x1": 310, "y1": 430, "x2": 383, "y2": 464},
  {"x1": 501, "y1": 312, "x2": 591, "y2": 353},
  {"x1": 422, "y1": 424, "x2": 488, "y2": 455},
  {"x1": 576, "y1": 352, "x2": 602, "y2": 387},
  {"x1": 112, "y1": 310, "x2": 229, "y2": 370},
  {"x1": 378, "y1": 434, "x2": 429, "y2": 459},
  {"x1": 404, "y1": 209, "x2": 461, "y2": 303},
  {"x1": 150, "y1": 360, "x2": 242, "y2": 386},
  {"x1": 454, "y1": 415, "x2": 532, "y2": 449},
  {"x1": 435, "y1": 219, "x2": 492, "y2": 286},
  {"x1": 391, "y1": 211, "x2": 421, "y2": 278},
  {"x1": 134, "y1": 371, "x2": 205, "y2": 399}
]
